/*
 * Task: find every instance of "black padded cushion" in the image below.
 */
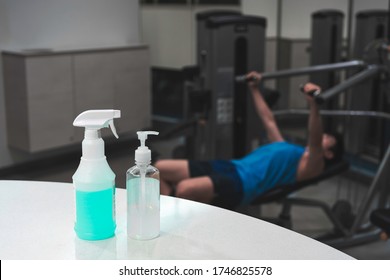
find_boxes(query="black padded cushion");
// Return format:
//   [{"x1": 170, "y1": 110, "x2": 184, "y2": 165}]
[
  {"x1": 251, "y1": 160, "x2": 350, "y2": 204},
  {"x1": 370, "y1": 208, "x2": 390, "y2": 235}
]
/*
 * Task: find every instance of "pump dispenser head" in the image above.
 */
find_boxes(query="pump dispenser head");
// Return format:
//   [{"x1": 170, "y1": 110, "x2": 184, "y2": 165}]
[
  {"x1": 73, "y1": 109, "x2": 121, "y2": 159},
  {"x1": 135, "y1": 131, "x2": 159, "y2": 165}
]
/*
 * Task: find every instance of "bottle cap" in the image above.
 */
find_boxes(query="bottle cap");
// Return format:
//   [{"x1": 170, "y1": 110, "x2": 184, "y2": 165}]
[{"x1": 135, "y1": 131, "x2": 159, "y2": 165}]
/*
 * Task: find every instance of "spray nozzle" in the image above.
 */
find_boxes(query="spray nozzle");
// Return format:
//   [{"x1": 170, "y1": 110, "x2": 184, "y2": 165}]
[
  {"x1": 135, "y1": 131, "x2": 159, "y2": 165},
  {"x1": 73, "y1": 110, "x2": 121, "y2": 159},
  {"x1": 73, "y1": 110, "x2": 121, "y2": 139}
]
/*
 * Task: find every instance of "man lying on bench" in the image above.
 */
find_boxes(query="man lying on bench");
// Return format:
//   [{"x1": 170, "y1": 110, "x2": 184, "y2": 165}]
[{"x1": 155, "y1": 71, "x2": 344, "y2": 209}]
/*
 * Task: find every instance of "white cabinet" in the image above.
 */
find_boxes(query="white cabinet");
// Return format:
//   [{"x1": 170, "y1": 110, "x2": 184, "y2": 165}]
[{"x1": 2, "y1": 46, "x2": 151, "y2": 152}]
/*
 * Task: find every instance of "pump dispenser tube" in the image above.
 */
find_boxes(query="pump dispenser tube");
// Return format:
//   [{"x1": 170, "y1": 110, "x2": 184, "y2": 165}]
[
  {"x1": 127, "y1": 131, "x2": 160, "y2": 240},
  {"x1": 72, "y1": 109, "x2": 121, "y2": 240}
]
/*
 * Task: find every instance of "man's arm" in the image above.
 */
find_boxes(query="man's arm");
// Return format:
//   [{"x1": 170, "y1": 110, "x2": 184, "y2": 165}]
[
  {"x1": 298, "y1": 83, "x2": 324, "y2": 180},
  {"x1": 246, "y1": 71, "x2": 284, "y2": 142}
]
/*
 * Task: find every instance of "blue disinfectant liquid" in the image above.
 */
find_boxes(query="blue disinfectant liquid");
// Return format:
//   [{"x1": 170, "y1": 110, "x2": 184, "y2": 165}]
[{"x1": 74, "y1": 187, "x2": 116, "y2": 240}]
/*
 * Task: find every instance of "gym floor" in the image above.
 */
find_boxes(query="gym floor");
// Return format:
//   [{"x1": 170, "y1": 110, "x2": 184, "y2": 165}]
[{"x1": 2, "y1": 137, "x2": 390, "y2": 260}]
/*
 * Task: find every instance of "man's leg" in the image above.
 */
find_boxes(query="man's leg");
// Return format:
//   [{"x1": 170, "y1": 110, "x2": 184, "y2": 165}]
[
  {"x1": 175, "y1": 176, "x2": 214, "y2": 204},
  {"x1": 155, "y1": 159, "x2": 190, "y2": 195}
]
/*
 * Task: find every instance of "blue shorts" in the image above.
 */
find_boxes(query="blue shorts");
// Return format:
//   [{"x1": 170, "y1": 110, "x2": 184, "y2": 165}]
[{"x1": 188, "y1": 160, "x2": 243, "y2": 209}]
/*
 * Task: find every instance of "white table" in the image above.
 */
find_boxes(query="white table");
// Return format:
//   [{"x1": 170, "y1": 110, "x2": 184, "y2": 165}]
[{"x1": 0, "y1": 180, "x2": 353, "y2": 259}]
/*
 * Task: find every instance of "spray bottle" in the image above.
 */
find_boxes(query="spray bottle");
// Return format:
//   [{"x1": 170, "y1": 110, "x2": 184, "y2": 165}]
[
  {"x1": 72, "y1": 109, "x2": 121, "y2": 240},
  {"x1": 127, "y1": 131, "x2": 160, "y2": 240}
]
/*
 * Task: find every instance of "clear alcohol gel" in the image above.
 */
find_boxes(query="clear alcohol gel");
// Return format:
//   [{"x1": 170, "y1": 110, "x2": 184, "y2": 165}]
[
  {"x1": 72, "y1": 109, "x2": 121, "y2": 240},
  {"x1": 127, "y1": 131, "x2": 160, "y2": 240}
]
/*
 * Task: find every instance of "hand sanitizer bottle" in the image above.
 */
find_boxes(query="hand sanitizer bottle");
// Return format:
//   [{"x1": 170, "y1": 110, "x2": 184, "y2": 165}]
[
  {"x1": 127, "y1": 131, "x2": 160, "y2": 240},
  {"x1": 72, "y1": 109, "x2": 121, "y2": 240}
]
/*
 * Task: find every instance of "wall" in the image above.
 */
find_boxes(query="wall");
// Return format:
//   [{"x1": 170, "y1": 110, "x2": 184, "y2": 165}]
[
  {"x1": 241, "y1": 0, "x2": 278, "y2": 37},
  {"x1": 140, "y1": 6, "x2": 194, "y2": 68},
  {"x1": 0, "y1": 0, "x2": 140, "y2": 169},
  {"x1": 280, "y1": 0, "x2": 349, "y2": 39},
  {"x1": 278, "y1": 0, "x2": 388, "y2": 40},
  {"x1": 140, "y1": 2, "x2": 274, "y2": 68},
  {"x1": 2, "y1": 0, "x2": 140, "y2": 50},
  {"x1": 354, "y1": 0, "x2": 388, "y2": 12},
  {"x1": 140, "y1": 4, "x2": 240, "y2": 68}
]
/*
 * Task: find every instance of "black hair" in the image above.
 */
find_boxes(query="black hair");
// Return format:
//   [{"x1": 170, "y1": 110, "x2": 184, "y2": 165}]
[{"x1": 324, "y1": 131, "x2": 345, "y2": 169}]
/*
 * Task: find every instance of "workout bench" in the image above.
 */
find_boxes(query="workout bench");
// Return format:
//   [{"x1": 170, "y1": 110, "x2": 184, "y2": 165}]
[{"x1": 251, "y1": 160, "x2": 351, "y2": 236}]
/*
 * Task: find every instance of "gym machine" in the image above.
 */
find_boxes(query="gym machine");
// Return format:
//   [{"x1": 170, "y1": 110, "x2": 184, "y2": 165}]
[
  {"x1": 310, "y1": 10, "x2": 345, "y2": 88},
  {"x1": 183, "y1": 12, "x2": 268, "y2": 160},
  {"x1": 237, "y1": 58, "x2": 390, "y2": 247},
  {"x1": 234, "y1": 14, "x2": 390, "y2": 248},
  {"x1": 195, "y1": 10, "x2": 241, "y2": 91},
  {"x1": 347, "y1": 10, "x2": 389, "y2": 158},
  {"x1": 155, "y1": 10, "x2": 243, "y2": 159},
  {"x1": 310, "y1": 10, "x2": 345, "y2": 133},
  {"x1": 155, "y1": 7, "x2": 390, "y2": 248}
]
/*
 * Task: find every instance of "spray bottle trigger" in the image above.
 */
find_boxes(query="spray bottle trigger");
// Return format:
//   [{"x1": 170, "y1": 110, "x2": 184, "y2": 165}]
[{"x1": 109, "y1": 120, "x2": 119, "y2": 139}]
